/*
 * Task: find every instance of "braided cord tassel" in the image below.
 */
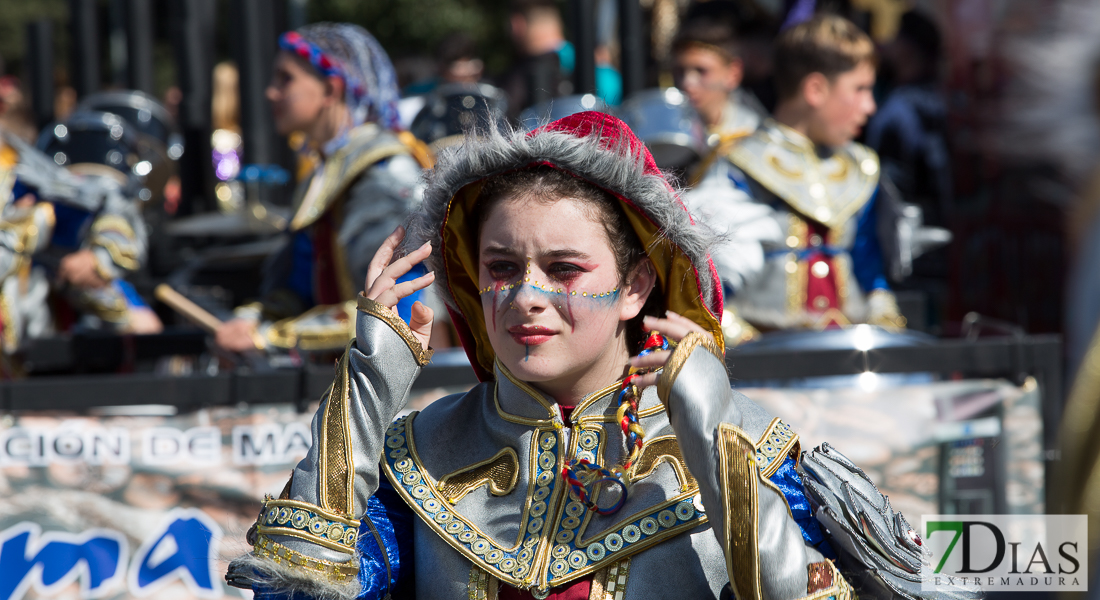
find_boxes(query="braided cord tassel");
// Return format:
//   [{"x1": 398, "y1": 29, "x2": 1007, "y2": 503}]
[{"x1": 560, "y1": 332, "x2": 670, "y2": 515}]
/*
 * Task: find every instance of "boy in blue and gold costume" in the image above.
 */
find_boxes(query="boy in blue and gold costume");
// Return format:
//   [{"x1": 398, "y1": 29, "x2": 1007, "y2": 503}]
[{"x1": 687, "y1": 15, "x2": 906, "y2": 341}]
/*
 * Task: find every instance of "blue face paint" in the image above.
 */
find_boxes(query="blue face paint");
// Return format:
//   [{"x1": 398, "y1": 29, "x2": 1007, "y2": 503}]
[{"x1": 479, "y1": 277, "x2": 621, "y2": 332}]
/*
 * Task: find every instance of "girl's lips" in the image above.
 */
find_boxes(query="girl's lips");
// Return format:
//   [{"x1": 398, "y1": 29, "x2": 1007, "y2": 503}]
[{"x1": 508, "y1": 325, "x2": 556, "y2": 346}]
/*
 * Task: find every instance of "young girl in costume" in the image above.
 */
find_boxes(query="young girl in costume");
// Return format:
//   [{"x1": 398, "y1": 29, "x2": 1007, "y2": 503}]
[
  {"x1": 215, "y1": 23, "x2": 431, "y2": 354},
  {"x1": 229, "y1": 113, "x2": 977, "y2": 600}
]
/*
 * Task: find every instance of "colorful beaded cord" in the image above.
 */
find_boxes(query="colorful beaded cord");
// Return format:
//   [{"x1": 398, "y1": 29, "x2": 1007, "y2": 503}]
[{"x1": 560, "y1": 332, "x2": 670, "y2": 515}]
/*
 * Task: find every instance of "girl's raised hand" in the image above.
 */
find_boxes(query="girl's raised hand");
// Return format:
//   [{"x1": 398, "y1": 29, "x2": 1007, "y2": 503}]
[
  {"x1": 364, "y1": 226, "x2": 436, "y2": 351},
  {"x1": 629, "y1": 311, "x2": 711, "y2": 392}
]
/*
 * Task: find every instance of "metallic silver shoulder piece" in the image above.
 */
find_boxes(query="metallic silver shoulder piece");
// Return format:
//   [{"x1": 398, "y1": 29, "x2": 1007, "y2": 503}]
[
  {"x1": 875, "y1": 176, "x2": 952, "y2": 281},
  {"x1": 800, "y1": 443, "x2": 984, "y2": 600}
]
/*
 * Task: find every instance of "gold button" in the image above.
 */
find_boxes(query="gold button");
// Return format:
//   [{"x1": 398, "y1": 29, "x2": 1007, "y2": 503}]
[
  {"x1": 809, "y1": 234, "x2": 823, "y2": 247},
  {"x1": 811, "y1": 261, "x2": 830, "y2": 278},
  {"x1": 785, "y1": 260, "x2": 798, "y2": 274},
  {"x1": 786, "y1": 235, "x2": 800, "y2": 248},
  {"x1": 814, "y1": 207, "x2": 832, "y2": 222},
  {"x1": 861, "y1": 158, "x2": 878, "y2": 175},
  {"x1": 813, "y1": 296, "x2": 830, "y2": 309},
  {"x1": 809, "y1": 183, "x2": 825, "y2": 198}
]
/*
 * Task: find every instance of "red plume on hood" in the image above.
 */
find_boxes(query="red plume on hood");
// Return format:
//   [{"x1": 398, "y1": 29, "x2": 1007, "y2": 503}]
[{"x1": 406, "y1": 111, "x2": 724, "y2": 381}]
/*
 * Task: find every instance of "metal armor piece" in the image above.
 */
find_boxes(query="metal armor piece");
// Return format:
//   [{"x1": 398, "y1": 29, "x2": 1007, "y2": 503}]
[
  {"x1": 800, "y1": 443, "x2": 984, "y2": 599},
  {"x1": 616, "y1": 87, "x2": 708, "y2": 171},
  {"x1": 518, "y1": 94, "x2": 611, "y2": 132},
  {"x1": 409, "y1": 82, "x2": 508, "y2": 151}
]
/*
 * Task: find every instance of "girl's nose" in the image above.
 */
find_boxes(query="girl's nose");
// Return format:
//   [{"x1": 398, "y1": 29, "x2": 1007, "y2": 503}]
[{"x1": 510, "y1": 275, "x2": 552, "y2": 314}]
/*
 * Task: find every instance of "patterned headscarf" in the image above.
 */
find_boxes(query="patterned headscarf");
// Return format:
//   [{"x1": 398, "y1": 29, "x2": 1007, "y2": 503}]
[{"x1": 279, "y1": 23, "x2": 401, "y2": 131}]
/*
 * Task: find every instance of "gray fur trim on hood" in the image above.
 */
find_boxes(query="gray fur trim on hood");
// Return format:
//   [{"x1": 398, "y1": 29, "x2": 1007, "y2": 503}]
[{"x1": 402, "y1": 115, "x2": 723, "y2": 317}]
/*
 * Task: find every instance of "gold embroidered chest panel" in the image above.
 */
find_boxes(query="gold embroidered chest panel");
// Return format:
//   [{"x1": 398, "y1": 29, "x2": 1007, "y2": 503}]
[
  {"x1": 380, "y1": 370, "x2": 709, "y2": 593},
  {"x1": 727, "y1": 122, "x2": 880, "y2": 230}
]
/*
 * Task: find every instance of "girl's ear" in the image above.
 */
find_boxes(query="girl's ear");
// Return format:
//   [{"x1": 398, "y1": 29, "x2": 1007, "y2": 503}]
[
  {"x1": 620, "y1": 259, "x2": 656, "y2": 322},
  {"x1": 324, "y1": 75, "x2": 346, "y2": 104}
]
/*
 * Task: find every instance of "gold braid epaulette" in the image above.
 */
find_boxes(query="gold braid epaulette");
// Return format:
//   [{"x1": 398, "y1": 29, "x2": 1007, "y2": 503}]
[
  {"x1": 252, "y1": 533, "x2": 359, "y2": 583},
  {"x1": 356, "y1": 293, "x2": 434, "y2": 366}
]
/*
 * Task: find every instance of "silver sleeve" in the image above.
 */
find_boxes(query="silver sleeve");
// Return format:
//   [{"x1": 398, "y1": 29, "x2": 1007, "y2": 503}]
[{"x1": 661, "y1": 333, "x2": 824, "y2": 600}]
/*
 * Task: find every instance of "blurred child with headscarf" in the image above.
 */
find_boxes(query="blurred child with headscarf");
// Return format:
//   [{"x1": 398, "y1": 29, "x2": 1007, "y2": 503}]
[{"x1": 215, "y1": 23, "x2": 432, "y2": 355}]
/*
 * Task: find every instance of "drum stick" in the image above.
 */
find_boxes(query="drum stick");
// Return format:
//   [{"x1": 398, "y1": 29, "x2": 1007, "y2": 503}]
[
  {"x1": 154, "y1": 284, "x2": 223, "y2": 332},
  {"x1": 153, "y1": 284, "x2": 267, "y2": 349}
]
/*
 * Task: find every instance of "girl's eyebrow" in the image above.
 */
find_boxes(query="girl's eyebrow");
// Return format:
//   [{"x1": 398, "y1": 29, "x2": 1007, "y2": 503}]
[
  {"x1": 481, "y1": 244, "x2": 517, "y2": 257},
  {"x1": 481, "y1": 246, "x2": 592, "y2": 261},
  {"x1": 544, "y1": 249, "x2": 590, "y2": 260}
]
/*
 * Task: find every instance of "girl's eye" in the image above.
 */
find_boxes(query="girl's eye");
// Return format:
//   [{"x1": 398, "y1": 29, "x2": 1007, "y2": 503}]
[
  {"x1": 548, "y1": 263, "x2": 584, "y2": 282},
  {"x1": 487, "y1": 261, "x2": 518, "y2": 279}
]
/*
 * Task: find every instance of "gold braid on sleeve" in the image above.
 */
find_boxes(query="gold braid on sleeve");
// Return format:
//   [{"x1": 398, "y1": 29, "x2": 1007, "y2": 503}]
[
  {"x1": 656, "y1": 331, "x2": 724, "y2": 408},
  {"x1": 356, "y1": 293, "x2": 434, "y2": 366},
  {"x1": 717, "y1": 422, "x2": 762, "y2": 600}
]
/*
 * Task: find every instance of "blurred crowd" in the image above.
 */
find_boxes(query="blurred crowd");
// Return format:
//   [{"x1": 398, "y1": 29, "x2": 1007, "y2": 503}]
[{"x1": 0, "y1": 0, "x2": 1093, "y2": 387}]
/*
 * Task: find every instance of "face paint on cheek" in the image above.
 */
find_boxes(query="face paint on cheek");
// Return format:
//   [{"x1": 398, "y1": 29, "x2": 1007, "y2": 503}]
[{"x1": 560, "y1": 284, "x2": 622, "y2": 331}]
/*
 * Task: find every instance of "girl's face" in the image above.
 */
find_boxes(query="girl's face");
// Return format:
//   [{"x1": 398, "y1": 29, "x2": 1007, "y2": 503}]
[
  {"x1": 266, "y1": 51, "x2": 331, "y2": 136},
  {"x1": 478, "y1": 194, "x2": 653, "y2": 404}
]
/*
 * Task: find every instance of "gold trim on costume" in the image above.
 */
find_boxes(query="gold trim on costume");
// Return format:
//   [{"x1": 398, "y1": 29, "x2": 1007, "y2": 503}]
[
  {"x1": 329, "y1": 198, "x2": 356, "y2": 302},
  {"x1": 289, "y1": 131, "x2": 409, "y2": 231},
  {"x1": 252, "y1": 533, "x2": 359, "y2": 582},
  {"x1": 356, "y1": 293, "x2": 434, "y2": 365},
  {"x1": 572, "y1": 379, "x2": 629, "y2": 421},
  {"x1": 627, "y1": 435, "x2": 697, "y2": 491},
  {"x1": 468, "y1": 565, "x2": 499, "y2": 600},
  {"x1": 800, "y1": 560, "x2": 853, "y2": 600},
  {"x1": 717, "y1": 422, "x2": 761, "y2": 600},
  {"x1": 755, "y1": 418, "x2": 800, "y2": 479},
  {"x1": 438, "y1": 447, "x2": 520, "y2": 504},
  {"x1": 728, "y1": 123, "x2": 879, "y2": 231},
  {"x1": 91, "y1": 215, "x2": 141, "y2": 271},
  {"x1": 318, "y1": 344, "x2": 355, "y2": 516},
  {"x1": 0, "y1": 294, "x2": 15, "y2": 352},
  {"x1": 496, "y1": 361, "x2": 559, "y2": 422},
  {"x1": 493, "y1": 386, "x2": 559, "y2": 428},
  {"x1": 382, "y1": 412, "x2": 707, "y2": 590},
  {"x1": 266, "y1": 301, "x2": 356, "y2": 350},
  {"x1": 656, "y1": 331, "x2": 724, "y2": 407},
  {"x1": 785, "y1": 215, "x2": 809, "y2": 318},
  {"x1": 589, "y1": 558, "x2": 631, "y2": 600}
]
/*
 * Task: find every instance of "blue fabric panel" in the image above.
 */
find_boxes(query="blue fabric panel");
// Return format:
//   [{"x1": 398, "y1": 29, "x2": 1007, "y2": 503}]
[
  {"x1": 850, "y1": 188, "x2": 889, "y2": 293},
  {"x1": 115, "y1": 280, "x2": 147, "y2": 308},
  {"x1": 726, "y1": 170, "x2": 754, "y2": 197},
  {"x1": 50, "y1": 203, "x2": 93, "y2": 250},
  {"x1": 355, "y1": 477, "x2": 415, "y2": 598},
  {"x1": 288, "y1": 231, "x2": 316, "y2": 308},
  {"x1": 395, "y1": 264, "x2": 427, "y2": 324},
  {"x1": 10, "y1": 179, "x2": 37, "y2": 203},
  {"x1": 252, "y1": 478, "x2": 415, "y2": 600},
  {"x1": 769, "y1": 456, "x2": 837, "y2": 560}
]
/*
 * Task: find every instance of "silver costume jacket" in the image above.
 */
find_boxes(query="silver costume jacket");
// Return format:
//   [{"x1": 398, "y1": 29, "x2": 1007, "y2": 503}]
[{"x1": 231, "y1": 299, "x2": 974, "y2": 599}]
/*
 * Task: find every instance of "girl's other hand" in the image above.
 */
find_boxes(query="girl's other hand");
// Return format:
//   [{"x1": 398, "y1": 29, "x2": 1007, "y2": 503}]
[
  {"x1": 629, "y1": 311, "x2": 710, "y2": 391},
  {"x1": 364, "y1": 226, "x2": 436, "y2": 351}
]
